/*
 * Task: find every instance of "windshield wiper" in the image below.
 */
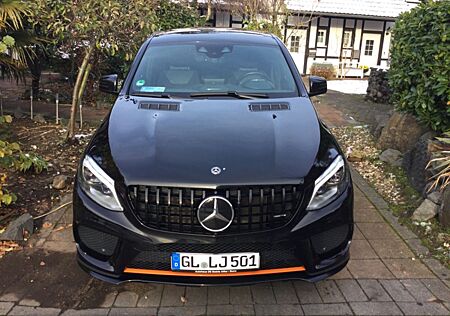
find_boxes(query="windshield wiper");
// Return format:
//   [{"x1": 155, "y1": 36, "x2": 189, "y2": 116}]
[
  {"x1": 190, "y1": 91, "x2": 268, "y2": 100},
  {"x1": 131, "y1": 92, "x2": 174, "y2": 99}
]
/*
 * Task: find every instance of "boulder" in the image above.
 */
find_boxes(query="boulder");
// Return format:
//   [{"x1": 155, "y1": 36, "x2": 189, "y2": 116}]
[
  {"x1": 402, "y1": 132, "x2": 436, "y2": 192},
  {"x1": 33, "y1": 114, "x2": 46, "y2": 124},
  {"x1": 13, "y1": 108, "x2": 25, "y2": 119},
  {"x1": 427, "y1": 191, "x2": 442, "y2": 205},
  {"x1": 0, "y1": 213, "x2": 33, "y2": 241},
  {"x1": 412, "y1": 199, "x2": 439, "y2": 221},
  {"x1": 379, "y1": 149, "x2": 403, "y2": 167},
  {"x1": 378, "y1": 112, "x2": 429, "y2": 153},
  {"x1": 52, "y1": 175, "x2": 68, "y2": 190},
  {"x1": 438, "y1": 188, "x2": 450, "y2": 228}
]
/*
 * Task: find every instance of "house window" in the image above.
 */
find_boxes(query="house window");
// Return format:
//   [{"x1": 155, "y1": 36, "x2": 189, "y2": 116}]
[
  {"x1": 343, "y1": 31, "x2": 352, "y2": 48},
  {"x1": 364, "y1": 40, "x2": 374, "y2": 56},
  {"x1": 290, "y1": 36, "x2": 300, "y2": 53},
  {"x1": 317, "y1": 30, "x2": 326, "y2": 46}
]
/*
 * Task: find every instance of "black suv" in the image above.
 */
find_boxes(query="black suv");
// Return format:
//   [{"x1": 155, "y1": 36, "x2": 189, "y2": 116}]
[{"x1": 74, "y1": 29, "x2": 353, "y2": 285}]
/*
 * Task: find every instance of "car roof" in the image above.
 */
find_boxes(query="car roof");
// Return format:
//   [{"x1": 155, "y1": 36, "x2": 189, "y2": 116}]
[{"x1": 150, "y1": 28, "x2": 279, "y2": 46}]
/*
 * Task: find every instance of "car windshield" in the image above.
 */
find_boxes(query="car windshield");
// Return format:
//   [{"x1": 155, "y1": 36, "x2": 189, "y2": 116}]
[{"x1": 129, "y1": 41, "x2": 298, "y2": 98}]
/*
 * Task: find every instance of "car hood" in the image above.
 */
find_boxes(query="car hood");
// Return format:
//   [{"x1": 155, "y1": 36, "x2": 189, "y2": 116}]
[{"x1": 107, "y1": 96, "x2": 320, "y2": 187}]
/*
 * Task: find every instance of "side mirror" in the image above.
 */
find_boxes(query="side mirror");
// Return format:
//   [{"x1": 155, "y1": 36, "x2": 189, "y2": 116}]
[
  {"x1": 308, "y1": 76, "x2": 327, "y2": 97},
  {"x1": 99, "y1": 74, "x2": 119, "y2": 95}
]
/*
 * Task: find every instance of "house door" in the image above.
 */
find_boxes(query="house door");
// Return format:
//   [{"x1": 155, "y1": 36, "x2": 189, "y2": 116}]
[
  {"x1": 287, "y1": 29, "x2": 307, "y2": 74},
  {"x1": 359, "y1": 33, "x2": 381, "y2": 67}
]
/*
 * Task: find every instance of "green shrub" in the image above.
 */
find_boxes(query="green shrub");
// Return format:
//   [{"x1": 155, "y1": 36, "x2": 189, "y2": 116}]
[
  {"x1": 310, "y1": 63, "x2": 335, "y2": 80},
  {"x1": 389, "y1": 0, "x2": 450, "y2": 131}
]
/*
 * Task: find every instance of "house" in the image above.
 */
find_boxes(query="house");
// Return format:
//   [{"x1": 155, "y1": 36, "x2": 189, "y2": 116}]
[{"x1": 199, "y1": 0, "x2": 420, "y2": 76}]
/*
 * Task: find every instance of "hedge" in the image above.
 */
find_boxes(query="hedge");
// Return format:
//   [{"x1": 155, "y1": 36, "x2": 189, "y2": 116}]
[{"x1": 389, "y1": 0, "x2": 450, "y2": 132}]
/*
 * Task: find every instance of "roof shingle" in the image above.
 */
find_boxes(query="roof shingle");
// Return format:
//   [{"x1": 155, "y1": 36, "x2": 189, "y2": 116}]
[{"x1": 286, "y1": 0, "x2": 419, "y2": 18}]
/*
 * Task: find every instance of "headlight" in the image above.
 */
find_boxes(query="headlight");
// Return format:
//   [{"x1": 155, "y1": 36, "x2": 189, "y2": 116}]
[
  {"x1": 307, "y1": 155, "x2": 347, "y2": 210},
  {"x1": 79, "y1": 155, "x2": 123, "y2": 211}
]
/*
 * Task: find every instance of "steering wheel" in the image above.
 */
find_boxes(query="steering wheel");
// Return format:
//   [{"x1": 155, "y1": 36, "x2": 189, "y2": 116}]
[{"x1": 238, "y1": 72, "x2": 275, "y2": 90}]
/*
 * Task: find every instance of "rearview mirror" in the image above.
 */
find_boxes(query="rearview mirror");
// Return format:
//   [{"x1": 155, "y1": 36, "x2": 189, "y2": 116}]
[
  {"x1": 99, "y1": 74, "x2": 119, "y2": 95},
  {"x1": 308, "y1": 76, "x2": 327, "y2": 97}
]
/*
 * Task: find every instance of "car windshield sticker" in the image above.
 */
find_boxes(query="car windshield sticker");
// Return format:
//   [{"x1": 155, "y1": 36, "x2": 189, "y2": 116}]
[
  {"x1": 136, "y1": 79, "x2": 145, "y2": 86},
  {"x1": 140, "y1": 86, "x2": 166, "y2": 93}
]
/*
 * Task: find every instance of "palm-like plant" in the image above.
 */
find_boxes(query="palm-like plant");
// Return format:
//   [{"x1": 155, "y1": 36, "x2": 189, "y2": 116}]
[
  {"x1": 0, "y1": 0, "x2": 30, "y2": 77},
  {"x1": 427, "y1": 131, "x2": 450, "y2": 192}
]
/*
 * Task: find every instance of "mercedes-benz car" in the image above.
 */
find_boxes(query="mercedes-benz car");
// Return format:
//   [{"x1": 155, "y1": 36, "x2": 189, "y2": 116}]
[{"x1": 73, "y1": 28, "x2": 353, "y2": 285}]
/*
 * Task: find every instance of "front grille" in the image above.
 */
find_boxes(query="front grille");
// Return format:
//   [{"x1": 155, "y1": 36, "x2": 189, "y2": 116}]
[
  {"x1": 128, "y1": 243, "x2": 302, "y2": 270},
  {"x1": 77, "y1": 225, "x2": 118, "y2": 256},
  {"x1": 128, "y1": 185, "x2": 303, "y2": 234}
]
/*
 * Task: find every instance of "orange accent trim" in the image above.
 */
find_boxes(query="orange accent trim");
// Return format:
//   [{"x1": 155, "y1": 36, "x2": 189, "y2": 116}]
[{"x1": 123, "y1": 266, "x2": 305, "y2": 277}]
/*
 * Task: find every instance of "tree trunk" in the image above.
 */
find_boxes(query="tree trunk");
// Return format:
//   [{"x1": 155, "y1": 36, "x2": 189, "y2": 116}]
[
  {"x1": 67, "y1": 45, "x2": 94, "y2": 140},
  {"x1": 206, "y1": 0, "x2": 212, "y2": 21}
]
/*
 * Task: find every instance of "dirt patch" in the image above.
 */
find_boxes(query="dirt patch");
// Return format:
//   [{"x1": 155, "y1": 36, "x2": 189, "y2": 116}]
[{"x1": 0, "y1": 118, "x2": 98, "y2": 229}]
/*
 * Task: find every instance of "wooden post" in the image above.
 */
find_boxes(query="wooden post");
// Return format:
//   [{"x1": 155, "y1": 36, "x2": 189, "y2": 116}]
[
  {"x1": 55, "y1": 93, "x2": 59, "y2": 124},
  {"x1": 30, "y1": 88, "x2": 34, "y2": 120}
]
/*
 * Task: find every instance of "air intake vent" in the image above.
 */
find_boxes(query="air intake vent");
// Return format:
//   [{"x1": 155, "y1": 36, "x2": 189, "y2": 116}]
[
  {"x1": 249, "y1": 103, "x2": 290, "y2": 112},
  {"x1": 139, "y1": 102, "x2": 180, "y2": 111}
]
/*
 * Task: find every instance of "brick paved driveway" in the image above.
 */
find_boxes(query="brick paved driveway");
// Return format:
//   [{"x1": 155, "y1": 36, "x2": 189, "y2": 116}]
[{"x1": 1, "y1": 181, "x2": 449, "y2": 316}]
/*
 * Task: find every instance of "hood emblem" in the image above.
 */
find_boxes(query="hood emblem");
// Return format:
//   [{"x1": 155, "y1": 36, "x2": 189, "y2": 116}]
[
  {"x1": 197, "y1": 196, "x2": 234, "y2": 232},
  {"x1": 211, "y1": 166, "x2": 222, "y2": 175}
]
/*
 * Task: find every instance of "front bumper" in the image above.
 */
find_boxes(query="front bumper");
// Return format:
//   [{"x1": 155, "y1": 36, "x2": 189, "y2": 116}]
[{"x1": 73, "y1": 184, "x2": 353, "y2": 285}]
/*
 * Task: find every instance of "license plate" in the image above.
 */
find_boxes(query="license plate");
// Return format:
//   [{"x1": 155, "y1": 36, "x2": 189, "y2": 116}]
[{"x1": 171, "y1": 252, "x2": 260, "y2": 272}]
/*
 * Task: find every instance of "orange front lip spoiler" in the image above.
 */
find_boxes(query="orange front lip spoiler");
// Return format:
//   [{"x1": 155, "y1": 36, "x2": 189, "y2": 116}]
[{"x1": 123, "y1": 266, "x2": 306, "y2": 277}]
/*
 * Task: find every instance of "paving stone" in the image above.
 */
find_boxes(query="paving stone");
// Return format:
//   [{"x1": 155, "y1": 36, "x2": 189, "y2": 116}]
[
  {"x1": 42, "y1": 241, "x2": 76, "y2": 253},
  {"x1": 316, "y1": 280, "x2": 345, "y2": 303},
  {"x1": 421, "y1": 279, "x2": 450, "y2": 302},
  {"x1": 350, "y1": 239, "x2": 378, "y2": 259},
  {"x1": 329, "y1": 267, "x2": 353, "y2": 280},
  {"x1": 401, "y1": 279, "x2": 436, "y2": 303},
  {"x1": 272, "y1": 281, "x2": 299, "y2": 304},
  {"x1": 302, "y1": 303, "x2": 352, "y2": 315},
  {"x1": 136, "y1": 286, "x2": 163, "y2": 307},
  {"x1": 99, "y1": 291, "x2": 118, "y2": 308},
  {"x1": 397, "y1": 302, "x2": 450, "y2": 315},
  {"x1": 349, "y1": 302, "x2": 402, "y2": 315},
  {"x1": 336, "y1": 280, "x2": 367, "y2": 302},
  {"x1": 368, "y1": 239, "x2": 415, "y2": 259},
  {"x1": 8, "y1": 306, "x2": 61, "y2": 315},
  {"x1": 347, "y1": 259, "x2": 394, "y2": 279},
  {"x1": 405, "y1": 238, "x2": 430, "y2": 257},
  {"x1": 109, "y1": 307, "x2": 157, "y2": 315},
  {"x1": 0, "y1": 302, "x2": 14, "y2": 315},
  {"x1": 206, "y1": 304, "x2": 254, "y2": 315},
  {"x1": 113, "y1": 291, "x2": 139, "y2": 308},
  {"x1": 61, "y1": 309, "x2": 109, "y2": 315},
  {"x1": 0, "y1": 293, "x2": 20, "y2": 302},
  {"x1": 358, "y1": 279, "x2": 392, "y2": 302},
  {"x1": 354, "y1": 205, "x2": 384, "y2": 223},
  {"x1": 357, "y1": 223, "x2": 400, "y2": 240},
  {"x1": 160, "y1": 285, "x2": 185, "y2": 307},
  {"x1": 383, "y1": 258, "x2": 434, "y2": 278},
  {"x1": 207, "y1": 287, "x2": 230, "y2": 305},
  {"x1": 184, "y1": 287, "x2": 207, "y2": 306},
  {"x1": 230, "y1": 286, "x2": 253, "y2": 305},
  {"x1": 18, "y1": 298, "x2": 40, "y2": 307},
  {"x1": 379, "y1": 280, "x2": 415, "y2": 302},
  {"x1": 159, "y1": 306, "x2": 206, "y2": 315},
  {"x1": 250, "y1": 283, "x2": 276, "y2": 304},
  {"x1": 47, "y1": 228, "x2": 74, "y2": 242},
  {"x1": 293, "y1": 282, "x2": 322, "y2": 304},
  {"x1": 352, "y1": 227, "x2": 365, "y2": 240},
  {"x1": 254, "y1": 304, "x2": 303, "y2": 315}
]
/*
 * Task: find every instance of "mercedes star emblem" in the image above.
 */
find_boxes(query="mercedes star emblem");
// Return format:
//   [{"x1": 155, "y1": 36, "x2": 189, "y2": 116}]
[
  {"x1": 211, "y1": 166, "x2": 222, "y2": 175},
  {"x1": 197, "y1": 196, "x2": 234, "y2": 232}
]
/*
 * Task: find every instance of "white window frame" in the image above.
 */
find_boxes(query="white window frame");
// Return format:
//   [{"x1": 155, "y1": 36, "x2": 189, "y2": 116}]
[
  {"x1": 343, "y1": 31, "x2": 353, "y2": 48},
  {"x1": 317, "y1": 29, "x2": 327, "y2": 47},
  {"x1": 290, "y1": 36, "x2": 301, "y2": 53},
  {"x1": 364, "y1": 39, "x2": 374, "y2": 56}
]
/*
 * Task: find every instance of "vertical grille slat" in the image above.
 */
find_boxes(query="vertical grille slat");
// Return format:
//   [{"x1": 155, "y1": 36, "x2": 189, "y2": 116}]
[{"x1": 128, "y1": 184, "x2": 302, "y2": 235}]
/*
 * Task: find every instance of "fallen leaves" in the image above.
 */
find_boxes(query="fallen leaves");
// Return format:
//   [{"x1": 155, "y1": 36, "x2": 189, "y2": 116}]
[{"x1": 0, "y1": 241, "x2": 22, "y2": 258}]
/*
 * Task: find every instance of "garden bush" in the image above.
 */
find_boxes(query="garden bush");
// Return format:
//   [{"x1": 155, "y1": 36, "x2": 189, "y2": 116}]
[
  {"x1": 309, "y1": 63, "x2": 335, "y2": 80},
  {"x1": 389, "y1": 0, "x2": 450, "y2": 132}
]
